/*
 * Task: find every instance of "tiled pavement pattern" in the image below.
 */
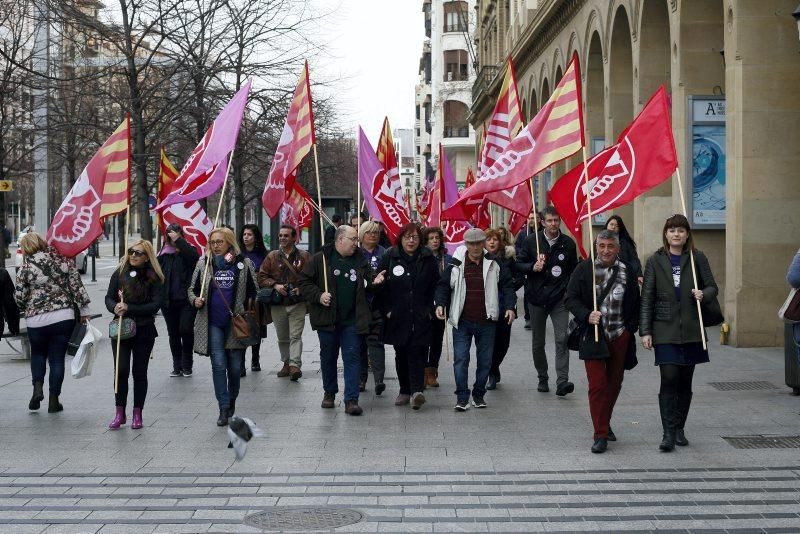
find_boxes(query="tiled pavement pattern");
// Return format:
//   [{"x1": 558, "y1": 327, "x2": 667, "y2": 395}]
[{"x1": 1, "y1": 257, "x2": 799, "y2": 532}]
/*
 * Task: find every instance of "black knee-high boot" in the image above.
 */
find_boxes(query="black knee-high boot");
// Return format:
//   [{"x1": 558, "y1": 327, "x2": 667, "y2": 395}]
[
  {"x1": 658, "y1": 394, "x2": 676, "y2": 452},
  {"x1": 674, "y1": 392, "x2": 692, "y2": 446}
]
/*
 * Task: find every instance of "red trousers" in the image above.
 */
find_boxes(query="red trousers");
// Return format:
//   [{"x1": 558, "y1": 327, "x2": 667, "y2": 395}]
[{"x1": 584, "y1": 330, "x2": 630, "y2": 439}]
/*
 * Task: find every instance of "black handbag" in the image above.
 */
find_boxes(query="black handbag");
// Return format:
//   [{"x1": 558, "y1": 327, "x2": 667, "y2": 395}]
[
  {"x1": 700, "y1": 296, "x2": 724, "y2": 327},
  {"x1": 66, "y1": 304, "x2": 86, "y2": 356},
  {"x1": 256, "y1": 287, "x2": 283, "y2": 306}
]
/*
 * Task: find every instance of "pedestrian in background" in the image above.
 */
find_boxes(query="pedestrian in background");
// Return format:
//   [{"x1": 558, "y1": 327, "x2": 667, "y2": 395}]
[
  {"x1": 640, "y1": 214, "x2": 718, "y2": 452},
  {"x1": 238, "y1": 224, "x2": 268, "y2": 375},
  {"x1": 15, "y1": 233, "x2": 90, "y2": 413},
  {"x1": 189, "y1": 228, "x2": 259, "y2": 427},
  {"x1": 787, "y1": 247, "x2": 800, "y2": 364},
  {"x1": 377, "y1": 223, "x2": 438, "y2": 409},
  {"x1": 105, "y1": 240, "x2": 164, "y2": 430},
  {"x1": 605, "y1": 215, "x2": 643, "y2": 283},
  {"x1": 357, "y1": 220, "x2": 387, "y2": 394},
  {"x1": 423, "y1": 226, "x2": 451, "y2": 388},
  {"x1": 0, "y1": 267, "x2": 19, "y2": 338},
  {"x1": 324, "y1": 214, "x2": 343, "y2": 244},
  {"x1": 158, "y1": 223, "x2": 199, "y2": 378}
]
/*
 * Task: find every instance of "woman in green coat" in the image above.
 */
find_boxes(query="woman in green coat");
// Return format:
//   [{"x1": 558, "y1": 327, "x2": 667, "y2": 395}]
[{"x1": 640, "y1": 214, "x2": 718, "y2": 452}]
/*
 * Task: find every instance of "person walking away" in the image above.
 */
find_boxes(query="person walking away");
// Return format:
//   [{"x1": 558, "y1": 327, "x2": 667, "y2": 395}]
[
  {"x1": 15, "y1": 233, "x2": 90, "y2": 413},
  {"x1": 258, "y1": 225, "x2": 310, "y2": 381},
  {"x1": 376, "y1": 223, "x2": 438, "y2": 409},
  {"x1": 158, "y1": 223, "x2": 199, "y2": 378},
  {"x1": 423, "y1": 226, "x2": 452, "y2": 387},
  {"x1": 605, "y1": 215, "x2": 643, "y2": 283},
  {"x1": 357, "y1": 220, "x2": 386, "y2": 394},
  {"x1": 515, "y1": 205, "x2": 578, "y2": 395},
  {"x1": 0, "y1": 267, "x2": 20, "y2": 339},
  {"x1": 787, "y1": 247, "x2": 800, "y2": 364},
  {"x1": 238, "y1": 224, "x2": 268, "y2": 375},
  {"x1": 484, "y1": 228, "x2": 525, "y2": 390},
  {"x1": 298, "y1": 225, "x2": 386, "y2": 416},
  {"x1": 105, "y1": 240, "x2": 164, "y2": 430},
  {"x1": 515, "y1": 212, "x2": 538, "y2": 330},
  {"x1": 565, "y1": 230, "x2": 640, "y2": 453},
  {"x1": 189, "y1": 228, "x2": 259, "y2": 427},
  {"x1": 640, "y1": 214, "x2": 718, "y2": 451},
  {"x1": 324, "y1": 214, "x2": 342, "y2": 244},
  {"x1": 435, "y1": 228, "x2": 516, "y2": 411}
]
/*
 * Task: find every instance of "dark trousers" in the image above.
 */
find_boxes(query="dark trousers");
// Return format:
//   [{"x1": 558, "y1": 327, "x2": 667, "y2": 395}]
[
  {"x1": 584, "y1": 330, "x2": 630, "y2": 439},
  {"x1": 490, "y1": 319, "x2": 512, "y2": 377},
  {"x1": 162, "y1": 301, "x2": 194, "y2": 372},
  {"x1": 318, "y1": 325, "x2": 361, "y2": 402},
  {"x1": 426, "y1": 318, "x2": 446, "y2": 368},
  {"x1": 28, "y1": 319, "x2": 74, "y2": 396},
  {"x1": 112, "y1": 323, "x2": 157, "y2": 409},
  {"x1": 360, "y1": 313, "x2": 385, "y2": 385},
  {"x1": 394, "y1": 344, "x2": 426, "y2": 395},
  {"x1": 241, "y1": 340, "x2": 262, "y2": 369}
]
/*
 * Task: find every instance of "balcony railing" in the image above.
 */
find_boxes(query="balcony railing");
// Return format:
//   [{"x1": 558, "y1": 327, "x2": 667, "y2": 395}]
[
  {"x1": 472, "y1": 65, "x2": 501, "y2": 103},
  {"x1": 443, "y1": 126, "x2": 470, "y2": 138},
  {"x1": 443, "y1": 23, "x2": 468, "y2": 33}
]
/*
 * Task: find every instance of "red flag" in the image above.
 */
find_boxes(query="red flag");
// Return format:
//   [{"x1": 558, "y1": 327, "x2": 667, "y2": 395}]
[
  {"x1": 444, "y1": 52, "x2": 584, "y2": 221},
  {"x1": 461, "y1": 167, "x2": 489, "y2": 228},
  {"x1": 417, "y1": 175, "x2": 434, "y2": 225},
  {"x1": 358, "y1": 129, "x2": 409, "y2": 242},
  {"x1": 281, "y1": 181, "x2": 313, "y2": 230},
  {"x1": 47, "y1": 117, "x2": 131, "y2": 257},
  {"x1": 263, "y1": 62, "x2": 315, "y2": 218},
  {"x1": 550, "y1": 86, "x2": 678, "y2": 257},
  {"x1": 373, "y1": 118, "x2": 411, "y2": 227},
  {"x1": 158, "y1": 150, "x2": 213, "y2": 254},
  {"x1": 508, "y1": 211, "x2": 527, "y2": 234}
]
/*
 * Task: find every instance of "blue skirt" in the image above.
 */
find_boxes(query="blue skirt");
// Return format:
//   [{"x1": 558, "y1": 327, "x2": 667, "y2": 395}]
[{"x1": 654, "y1": 342, "x2": 710, "y2": 366}]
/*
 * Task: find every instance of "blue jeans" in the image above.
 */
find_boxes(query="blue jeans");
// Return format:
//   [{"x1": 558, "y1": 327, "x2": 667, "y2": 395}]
[
  {"x1": 28, "y1": 319, "x2": 74, "y2": 396},
  {"x1": 318, "y1": 325, "x2": 362, "y2": 402},
  {"x1": 451, "y1": 320, "x2": 496, "y2": 401},
  {"x1": 209, "y1": 324, "x2": 243, "y2": 410}
]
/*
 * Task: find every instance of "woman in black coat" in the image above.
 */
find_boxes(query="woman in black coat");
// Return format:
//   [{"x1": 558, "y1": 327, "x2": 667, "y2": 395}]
[
  {"x1": 376, "y1": 223, "x2": 439, "y2": 410},
  {"x1": 606, "y1": 215, "x2": 642, "y2": 283}
]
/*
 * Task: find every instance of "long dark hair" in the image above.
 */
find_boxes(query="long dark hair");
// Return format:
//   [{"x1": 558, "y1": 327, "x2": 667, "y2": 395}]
[
  {"x1": 238, "y1": 224, "x2": 267, "y2": 257},
  {"x1": 606, "y1": 215, "x2": 636, "y2": 251}
]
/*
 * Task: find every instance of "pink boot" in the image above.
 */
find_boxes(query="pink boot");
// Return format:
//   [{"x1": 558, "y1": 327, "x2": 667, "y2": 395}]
[
  {"x1": 108, "y1": 407, "x2": 126, "y2": 430},
  {"x1": 131, "y1": 407, "x2": 143, "y2": 430}
]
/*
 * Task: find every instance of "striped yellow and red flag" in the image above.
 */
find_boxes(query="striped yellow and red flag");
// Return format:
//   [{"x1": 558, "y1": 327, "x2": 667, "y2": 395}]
[
  {"x1": 376, "y1": 118, "x2": 398, "y2": 172},
  {"x1": 262, "y1": 61, "x2": 316, "y2": 218},
  {"x1": 47, "y1": 116, "x2": 131, "y2": 257},
  {"x1": 443, "y1": 52, "x2": 584, "y2": 221},
  {"x1": 156, "y1": 147, "x2": 178, "y2": 231}
]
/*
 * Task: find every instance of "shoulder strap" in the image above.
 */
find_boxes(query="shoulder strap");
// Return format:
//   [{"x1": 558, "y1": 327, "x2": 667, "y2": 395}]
[{"x1": 211, "y1": 274, "x2": 235, "y2": 317}]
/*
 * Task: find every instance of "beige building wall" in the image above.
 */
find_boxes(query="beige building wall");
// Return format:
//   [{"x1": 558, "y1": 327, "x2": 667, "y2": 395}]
[{"x1": 471, "y1": 0, "x2": 800, "y2": 347}]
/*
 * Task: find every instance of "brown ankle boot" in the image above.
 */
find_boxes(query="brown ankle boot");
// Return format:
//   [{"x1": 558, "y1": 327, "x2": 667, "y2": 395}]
[
  {"x1": 277, "y1": 362, "x2": 290, "y2": 377},
  {"x1": 425, "y1": 367, "x2": 439, "y2": 388}
]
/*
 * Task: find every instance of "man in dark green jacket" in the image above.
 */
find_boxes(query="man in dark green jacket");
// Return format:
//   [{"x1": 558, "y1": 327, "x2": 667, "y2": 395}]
[{"x1": 299, "y1": 225, "x2": 385, "y2": 416}]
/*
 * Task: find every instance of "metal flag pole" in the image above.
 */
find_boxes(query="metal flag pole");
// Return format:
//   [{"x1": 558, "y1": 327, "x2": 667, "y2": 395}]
[
  {"x1": 312, "y1": 144, "x2": 329, "y2": 292},
  {"x1": 674, "y1": 167, "x2": 707, "y2": 350},
  {"x1": 198, "y1": 151, "x2": 236, "y2": 301},
  {"x1": 580, "y1": 146, "x2": 599, "y2": 342}
]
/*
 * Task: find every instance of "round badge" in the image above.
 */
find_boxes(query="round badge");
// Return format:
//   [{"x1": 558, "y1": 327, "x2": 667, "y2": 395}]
[
  {"x1": 558, "y1": 254, "x2": 565, "y2": 261},
  {"x1": 350, "y1": 274, "x2": 357, "y2": 282},
  {"x1": 612, "y1": 286, "x2": 625, "y2": 299},
  {"x1": 392, "y1": 265, "x2": 405, "y2": 276},
  {"x1": 237, "y1": 262, "x2": 244, "y2": 270},
  {"x1": 129, "y1": 270, "x2": 137, "y2": 278},
  {"x1": 551, "y1": 265, "x2": 562, "y2": 278},
  {"x1": 333, "y1": 269, "x2": 341, "y2": 276}
]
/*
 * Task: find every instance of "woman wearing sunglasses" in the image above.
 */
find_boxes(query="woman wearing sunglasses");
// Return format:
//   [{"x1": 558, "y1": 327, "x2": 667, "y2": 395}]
[
  {"x1": 188, "y1": 228, "x2": 259, "y2": 427},
  {"x1": 105, "y1": 240, "x2": 164, "y2": 430}
]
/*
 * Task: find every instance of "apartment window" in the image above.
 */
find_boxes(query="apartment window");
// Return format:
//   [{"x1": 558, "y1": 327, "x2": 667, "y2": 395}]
[
  {"x1": 443, "y1": 1, "x2": 468, "y2": 32},
  {"x1": 443, "y1": 100, "x2": 469, "y2": 138},
  {"x1": 443, "y1": 50, "x2": 468, "y2": 82}
]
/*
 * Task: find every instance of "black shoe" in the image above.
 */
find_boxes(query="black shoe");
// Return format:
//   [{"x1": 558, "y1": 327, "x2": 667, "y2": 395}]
[
  {"x1": 556, "y1": 382, "x2": 574, "y2": 397},
  {"x1": 524, "y1": 320, "x2": 531, "y2": 330},
  {"x1": 29, "y1": 381, "x2": 44, "y2": 410},
  {"x1": 375, "y1": 383, "x2": 386, "y2": 396},
  {"x1": 675, "y1": 428, "x2": 688, "y2": 447},
  {"x1": 228, "y1": 399, "x2": 236, "y2": 417},
  {"x1": 216, "y1": 409, "x2": 229, "y2": 427},
  {"x1": 252, "y1": 363, "x2": 261, "y2": 372},
  {"x1": 471, "y1": 396, "x2": 487, "y2": 409},
  {"x1": 358, "y1": 380, "x2": 367, "y2": 392},
  {"x1": 47, "y1": 394, "x2": 63, "y2": 413},
  {"x1": 170, "y1": 370, "x2": 183, "y2": 378},
  {"x1": 591, "y1": 438, "x2": 608, "y2": 453},
  {"x1": 182, "y1": 369, "x2": 193, "y2": 377},
  {"x1": 240, "y1": 368, "x2": 247, "y2": 378},
  {"x1": 486, "y1": 374, "x2": 498, "y2": 390},
  {"x1": 537, "y1": 380, "x2": 549, "y2": 393},
  {"x1": 454, "y1": 399, "x2": 469, "y2": 412},
  {"x1": 607, "y1": 428, "x2": 617, "y2": 442}
]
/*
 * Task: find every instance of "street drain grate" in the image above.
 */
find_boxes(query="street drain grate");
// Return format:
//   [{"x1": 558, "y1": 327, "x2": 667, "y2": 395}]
[
  {"x1": 708, "y1": 381, "x2": 777, "y2": 391},
  {"x1": 243, "y1": 507, "x2": 363, "y2": 531},
  {"x1": 723, "y1": 436, "x2": 800, "y2": 449}
]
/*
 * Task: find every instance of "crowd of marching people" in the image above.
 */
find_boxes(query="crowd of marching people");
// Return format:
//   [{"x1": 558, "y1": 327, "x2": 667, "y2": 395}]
[{"x1": 9, "y1": 206, "x2": 800, "y2": 455}]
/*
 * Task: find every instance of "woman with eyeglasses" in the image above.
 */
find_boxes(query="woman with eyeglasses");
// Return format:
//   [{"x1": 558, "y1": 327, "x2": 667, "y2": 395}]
[
  {"x1": 357, "y1": 220, "x2": 387, "y2": 394},
  {"x1": 105, "y1": 240, "x2": 164, "y2": 430},
  {"x1": 238, "y1": 224, "x2": 268, "y2": 375},
  {"x1": 188, "y1": 228, "x2": 259, "y2": 427},
  {"x1": 422, "y1": 226, "x2": 452, "y2": 388},
  {"x1": 376, "y1": 223, "x2": 439, "y2": 409}
]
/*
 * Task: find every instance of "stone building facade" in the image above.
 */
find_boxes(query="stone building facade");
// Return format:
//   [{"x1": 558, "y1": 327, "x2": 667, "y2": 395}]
[{"x1": 471, "y1": 0, "x2": 800, "y2": 347}]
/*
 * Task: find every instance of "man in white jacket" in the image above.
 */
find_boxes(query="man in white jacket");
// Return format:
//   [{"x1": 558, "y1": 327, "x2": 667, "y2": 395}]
[{"x1": 435, "y1": 228, "x2": 516, "y2": 411}]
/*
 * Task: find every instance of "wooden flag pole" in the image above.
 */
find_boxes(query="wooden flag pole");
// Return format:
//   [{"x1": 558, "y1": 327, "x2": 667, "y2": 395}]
[
  {"x1": 198, "y1": 151, "x2": 236, "y2": 301},
  {"x1": 357, "y1": 180, "x2": 361, "y2": 227},
  {"x1": 114, "y1": 206, "x2": 130, "y2": 394},
  {"x1": 312, "y1": 144, "x2": 328, "y2": 293},
  {"x1": 580, "y1": 146, "x2": 599, "y2": 342},
  {"x1": 674, "y1": 167, "x2": 707, "y2": 350},
  {"x1": 528, "y1": 177, "x2": 541, "y2": 256}
]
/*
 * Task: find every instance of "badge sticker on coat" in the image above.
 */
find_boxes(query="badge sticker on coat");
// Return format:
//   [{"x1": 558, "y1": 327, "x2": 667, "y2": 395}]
[
  {"x1": 558, "y1": 253, "x2": 565, "y2": 261},
  {"x1": 237, "y1": 262, "x2": 244, "y2": 270},
  {"x1": 129, "y1": 270, "x2": 137, "y2": 278},
  {"x1": 612, "y1": 286, "x2": 625, "y2": 299},
  {"x1": 551, "y1": 265, "x2": 562, "y2": 278},
  {"x1": 392, "y1": 265, "x2": 405, "y2": 277},
  {"x1": 333, "y1": 269, "x2": 341, "y2": 276},
  {"x1": 349, "y1": 274, "x2": 357, "y2": 282}
]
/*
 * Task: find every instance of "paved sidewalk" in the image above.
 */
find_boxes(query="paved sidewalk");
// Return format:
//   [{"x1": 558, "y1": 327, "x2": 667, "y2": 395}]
[{"x1": 1, "y1": 266, "x2": 799, "y2": 532}]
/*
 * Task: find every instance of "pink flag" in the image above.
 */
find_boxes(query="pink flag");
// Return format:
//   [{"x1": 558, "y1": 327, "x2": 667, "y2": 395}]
[
  {"x1": 357, "y1": 127, "x2": 384, "y2": 221},
  {"x1": 429, "y1": 146, "x2": 470, "y2": 253},
  {"x1": 156, "y1": 80, "x2": 251, "y2": 210},
  {"x1": 358, "y1": 127, "x2": 409, "y2": 242}
]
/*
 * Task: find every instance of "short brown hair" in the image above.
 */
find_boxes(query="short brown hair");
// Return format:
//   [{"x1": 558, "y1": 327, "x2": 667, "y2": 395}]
[
  {"x1": 661, "y1": 214, "x2": 694, "y2": 252},
  {"x1": 398, "y1": 222, "x2": 423, "y2": 243},
  {"x1": 423, "y1": 226, "x2": 444, "y2": 246}
]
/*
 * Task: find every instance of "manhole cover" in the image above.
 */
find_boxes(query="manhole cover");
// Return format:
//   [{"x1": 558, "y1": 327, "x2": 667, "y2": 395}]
[
  {"x1": 708, "y1": 381, "x2": 777, "y2": 391},
  {"x1": 723, "y1": 436, "x2": 800, "y2": 449},
  {"x1": 243, "y1": 507, "x2": 363, "y2": 532}
]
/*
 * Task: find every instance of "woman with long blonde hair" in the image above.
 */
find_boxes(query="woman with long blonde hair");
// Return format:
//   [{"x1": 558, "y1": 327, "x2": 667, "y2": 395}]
[{"x1": 105, "y1": 239, "x2": 164, "y2": 430}]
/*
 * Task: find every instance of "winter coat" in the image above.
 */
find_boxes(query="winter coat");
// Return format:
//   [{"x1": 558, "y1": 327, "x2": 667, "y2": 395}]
[
  {"x1": 515, "y1": 230, "x2": 578, "y2": 309},
  {"x1": 376, "y1": 246, "x2": 439, "y2": 346},
  {"x1": 434, "y1": 245, "x2": 516, "y2": 328},
  {"x1": 105, "y1": 266, "x2": 164, "y2": 327},
  {"x1": 187, "y1": 255, "x2": 259, "y2": 355},
  {"x1": 618, "y1": 236, "x2": 643, "y2": 280},
  {"x1": 15, "y1": 246, "x2": 91, "y2": 318},
  {"x1": 489, "y1": 246, "x2": 525, "y2": 306},
  {"x1": 788, "y1": 248, "x2": 800, "y2": 289},
  {"x1": 639, "y1": 249, "x2": 718, "y2": 345},
  {"x1": 298, "y1": 243, "x2": 379, "y2": 334},
  {"x1": 564, "y1": 258, "x2": 640, "y2": 361},
  {"x1": 157, "y1": 237, "x2": 199, "y2": 308},
  {"x1": 0, "y1": 268, "x2": 19, "y2": 335}
]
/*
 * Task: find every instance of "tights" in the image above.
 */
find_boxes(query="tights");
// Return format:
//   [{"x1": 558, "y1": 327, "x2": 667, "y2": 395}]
[{"x1": 659, "y1": 364, "x2": 695, "y2": 396}]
